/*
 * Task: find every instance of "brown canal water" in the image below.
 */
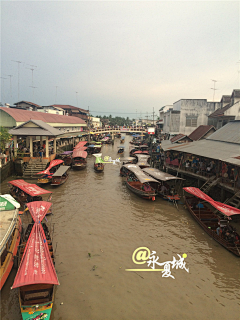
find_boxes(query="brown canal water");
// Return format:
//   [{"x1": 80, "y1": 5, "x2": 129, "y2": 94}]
[{"x1": 1, "y1": 135, "x2": 240, "y2": 320}]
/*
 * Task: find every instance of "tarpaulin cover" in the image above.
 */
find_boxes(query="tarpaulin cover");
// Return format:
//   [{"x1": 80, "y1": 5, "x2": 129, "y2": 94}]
[
  {"x1": 12, "y1": 223, "x2": 59, "y2": 288},
  {"x1": 0, "y1": 194, "x2": 20, "y2": 211},
  {"x1": 9, "y1": 180, "x2": 52, "y2": 196},
  {"x1": 74, "y1": 141, "x2": 87, "y2": 149},
  {"x1": 72, "y1": 150, "x2": 87, "y2": 159},
  {"x1": 60, "y1": 151, "x2": 73, "y2": 155},
  {"x1": 27, "y1": 201, "x2": 52, "y2": 222},
  {"x1": 37, "y1": 159, "x2": 64, "y2": 175},
  {"x1": 183, "y1": 187, "x2": 240, "y2": 217}
]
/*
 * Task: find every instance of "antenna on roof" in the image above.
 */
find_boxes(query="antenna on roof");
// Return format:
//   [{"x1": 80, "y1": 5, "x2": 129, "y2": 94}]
[
  {"x1": 12, "y1": 60, "x2": 23, "y2": 102},
  {"x1": 210, "y1": 79, "x2": 218, "y2": 102},
  {"x1": 26, "y1": 65, "x2": 37, "y2": 101}
]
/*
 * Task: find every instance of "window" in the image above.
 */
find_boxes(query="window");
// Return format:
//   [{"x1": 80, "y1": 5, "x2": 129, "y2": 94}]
[{"x1": 186, "y1": 115, "x2": 197, "y2": 127}]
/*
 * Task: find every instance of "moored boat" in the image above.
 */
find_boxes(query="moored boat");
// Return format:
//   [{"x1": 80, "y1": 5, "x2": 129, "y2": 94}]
[
  {"x1": 134, "y1": 154, "x2": 150, "y2": 169},
  {"x1": 12, "y1": 200, "x2": 59, "y2": 320},
  {"x1": 117, "y1": 147, "x2": 125, "y2": 154},
  {"x1": 93, "y1": 153, "x2": 105, "y2": 172},
  {"x1": 142, "y1": 167, "x2": 183, "y2": 201},
  {"x1": 183, "y1": 187, "x2": 240, "y2": 257},
  {"x1": 0, "y1": 195, "x2": 22, "y2": 290},
  {"x1": 122, "y1": 164, "x2": 158, "y2": 200},
  {"x1": 59, "y1": 151, "x2": 73, "y2": 166},
  {"x1": 72, "y1": 149, "x2": 87, "y2": 170},
  {"x1": 51, "y1": 166, "x2": 70, "y2": 186},
  {"x1": 37, "y1": 159, "x2": 64, "y2": 185}
]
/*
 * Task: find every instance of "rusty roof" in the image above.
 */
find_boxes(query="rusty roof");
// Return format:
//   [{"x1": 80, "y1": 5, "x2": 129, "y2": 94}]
[
  {"x1": 188, "y1": 125, "x2": 215, "y2": 141},
  {"x1": 0, "y1": 107, "x2": 86, "y2": 124},
  {"x1": 170, "y1": 134, "x2": 187, "y2": 143},
  {"x1": 52, "y1": 105, "x2": 89, "y2": 113},
  {"x1": 14, "y1": 101, "x2": 42, "y2": 108}
]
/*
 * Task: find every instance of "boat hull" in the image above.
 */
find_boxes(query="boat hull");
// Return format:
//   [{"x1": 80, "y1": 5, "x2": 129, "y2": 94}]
[
  {"x1": 20, "y1": 302, "x2": 53, "y2": 320},
  {"x1": 125, "y1": 181, "x2": 156, "y2": 200},
  {"x1": 51, "y1": 174, "x2": 69, "y2": 186},
  {"x1": 72, "y1": 164, "x2": 87, "y2": 170},
  {"x1": 0, "y1": 217, "x2": 22, "y2": 290},
  {"x1": 185, "y1": 196, "x2": 240, "y2": 257}
]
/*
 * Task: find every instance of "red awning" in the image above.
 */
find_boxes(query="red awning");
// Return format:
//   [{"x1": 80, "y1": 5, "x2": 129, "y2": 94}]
[
  {"x1": 37, "y1": 159, "x2": 63, "y2": 175},
  {"x1": 74, "y1": 141, "x2": 87, "y2": 149},
  {"x1": 133, "y1": 151, "x2": 143, "y2": 154},
  {"x1": 27, "y1": 201, "x2": 52, "y2": 222},
  {"x1": 12, "y1": 223, "x2": 59, "y2": 288},
  {"x1": 9, "y1": 180, "x2": 52, "y2": 196},
  {"x1": 72, "y1": 150, "x2": 87, "y2": 158},
  {"x1": 183, "y1": 187, "x2": 240, "y2": 217}
]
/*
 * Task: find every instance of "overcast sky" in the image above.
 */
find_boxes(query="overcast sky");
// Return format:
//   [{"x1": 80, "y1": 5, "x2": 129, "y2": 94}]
[{"x1": 1, "y1": 1, "x2": 239, "y2": 118}]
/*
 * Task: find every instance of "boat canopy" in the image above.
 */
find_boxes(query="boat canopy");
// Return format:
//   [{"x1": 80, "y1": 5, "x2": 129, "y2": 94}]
[
  {"x1": 121, "y1": 136, "x2": 125, "y2": 139},
  {"x1": 139, "y1": 145, "x2": 148, "y2": 148},
  {"x1": 123, "y1": 164, "x2": 159, "y2": 184},
  {"x1": 74, "y1": 141, "x2": 87, "y2": 149},
  {"x1": 52, "y1": 166, "x2": 70, "y2": 177},
  {"x1": 12, "y1": 223, "x2": 59, "y2": 289},
  {"x1": 118, "y1": 146, "x2": 125, "y2": 149},
  {"x1": 120, "y1": 157, "x2": 135, "y2": 161},
  {"x1": 37, "y1": 159, "x2": 64, "y2": 175},
  {"x1": 183, "y1": 187, "x2": 240, "y2": 217},
  {"x1": 133, "y1": 151, "x2": 145, "y2": 154},
  {"x1": 143, "y1": 168, "x2": 184, "y2": 181},
  {"x1": 0, "y1": 208, "x2": 19, "y2": 256},
  {"x1": 27, "y1": 201, "x2": 52, "y2": 222},
  {"x1": 72, "y1": 150, "x2": 87, "y2": 159},
  {"x1": 9, "y1": 180, "x2": 52, "y2": 196},
  {"x1": 0, "y1": 194, "x2": 20, "y2": 211}
]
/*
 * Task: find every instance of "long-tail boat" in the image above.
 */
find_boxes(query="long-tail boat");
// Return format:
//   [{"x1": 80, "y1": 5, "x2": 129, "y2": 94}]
[
  {"x1": 12, "y1": 200, "x2": 59, "y2": 320},
  {"x1": 37, "y1": 159, "x2": 64, "y2": 185},
  {"x1": 122, "y1": 164, "x2": 158, "y2": 200},
  {"x1": 117, "y1": 147, "x2": 125, "y2": 154},
  {"x1": 142, "y1": 167, "x2": 183, "y2": 202},
  {"x1": 72, "y1": 149, "x2": 87, "y2": 170},
  {"x1": 59, "y1": 151, "x2": 73, "y2": 166},
  {"x1": 183, "y1": 187, "x2": 240, "y2": 257},
  {"x1": 120, "y1": 136, "x2": 125, "y2": 144},
  {"x1": 93, "y1": 154, "x2": 105, "y2": 172},
  {"x1": 51, "y1": 166, "x2": 70, "y2": 186},
  {"x1": 134, "y1": 154, "x2": 150, "y2": 169},
  {"x1": 74, "y1": 140, "x2": 87, "y2": 150},
  {"x1": 8, "y1": 180, "x2": 52, "y2": 211},
  {"x1": 0, "y1": 195, "x2": 22, "y2": 290}
]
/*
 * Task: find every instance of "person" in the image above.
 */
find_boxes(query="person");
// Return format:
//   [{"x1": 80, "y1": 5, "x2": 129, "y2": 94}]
[
  {"x1": 160, "y1": 184, "x2": 168, "y2": 194},
  {"x1": 216, "y1": 226, "x2": 221, "y2": 236}
]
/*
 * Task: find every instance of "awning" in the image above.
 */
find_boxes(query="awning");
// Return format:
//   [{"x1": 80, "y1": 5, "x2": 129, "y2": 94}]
[
  {"x1": 74, "y1": 141, "x2": 87, "y2": 149},
  {"x1": 183, "y1": 187, "x2": 240, "y2": 217},
  {"x1": 12, "y1": 223, "x2": 59, "y2": 289},
  {"x1": 72, "y1": 150, "x2": 87, "y2": 159},
  {"x1": 0, "y1": 194, "x2": 20, "y2": 211},
  {"x1": 27, "y1": 201, "x2": 52, "y2": 222},
  {"x1": 8, "y1": 180, "x2": 52, "y2": 196},
  {"x1": 143, "y1": 168, "x2": 184, "y2": 181},
  {"x1": 123, "y1": 164, "x2": 159, "y2": 184},
  {"x1": 37, "y1": 159, "x2": 64, "y2": 175},
  {"x1": 52, "y1": 166, "x2": 70, "y2": 177}
]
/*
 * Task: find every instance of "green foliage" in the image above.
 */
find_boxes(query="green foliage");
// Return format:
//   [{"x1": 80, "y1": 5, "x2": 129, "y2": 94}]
[
  {"x1": 97, "y1": 115, "x2": 132, "y2": 127},
  {"x1": 0, "y1": 126, "x2": 12, "y2": 152}
]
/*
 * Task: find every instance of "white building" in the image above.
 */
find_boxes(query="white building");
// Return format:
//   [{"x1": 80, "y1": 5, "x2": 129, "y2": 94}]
[{"x1": 90, "y1": 117, "x2": 102, "y2": 128}]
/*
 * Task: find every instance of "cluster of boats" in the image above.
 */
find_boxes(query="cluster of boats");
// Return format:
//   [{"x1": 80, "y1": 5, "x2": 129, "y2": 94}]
[{"x1": 0, "y1": 194, "x2": 58, "y2": 320}]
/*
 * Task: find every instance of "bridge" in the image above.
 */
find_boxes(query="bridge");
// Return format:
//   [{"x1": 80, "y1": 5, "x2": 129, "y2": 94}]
[{"x1": 90, "y1": 127, "x2": 147, "y2": 135}]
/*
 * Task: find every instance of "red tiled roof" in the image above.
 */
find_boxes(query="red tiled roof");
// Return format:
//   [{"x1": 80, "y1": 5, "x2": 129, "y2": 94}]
[
  {"x1": 170, "y1": 134, "x2": 186, "y2": 143},
  {"x1": 208, "y1": 104, "x2": 232, "y2": 118},
  {"x1": 14, "y1": 101, "x2": 42, "y2": 108},
  {"x1": 188, "y1": 125, "x2": 215, "y2": 141},
  {"x1": 0, "y1": 107, "x2": 86, "y2": 124}
]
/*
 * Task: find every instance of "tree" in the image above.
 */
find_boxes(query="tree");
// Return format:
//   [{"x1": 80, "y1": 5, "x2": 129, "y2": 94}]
[{"x1": 0, "y1": 126, "x2": 12, "y2": 152}]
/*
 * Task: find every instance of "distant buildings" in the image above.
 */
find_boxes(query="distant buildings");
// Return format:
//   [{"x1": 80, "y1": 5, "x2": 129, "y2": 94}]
[{"x1": 159, "y1": 89, "x2": 240, "y2": 135}]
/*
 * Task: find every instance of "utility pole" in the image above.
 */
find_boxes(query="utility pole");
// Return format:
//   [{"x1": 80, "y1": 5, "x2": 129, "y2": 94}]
[
  {"x1": 153, "y1": 107, "x2": 155, "y2": 126},
  {"x1": 7, "y1": 75, "x2": 13, "y2": 104},
  {"x1": 0, "y1": 77, "x2": 7, "y2": 105},
  {"x1": 237, "y1": 60, "x2": 240, "y2": 88},
  {"x1": 55, "y1": 86, "x2": 58, "y2": 104},
  {"x1": 76, "y1": 92, "x2": 78, "y2": 107},
  {"x1": 211, "y1": 79, "x2": 218, "y2": 102},
  {"x1": 12, "y1": 60, "x2": 22, "y2": 102},
  {"x1": 29, "y1": 86, "x2": 37, "y2": 102},
  {"x1": 88, "y1": 106, "x2": 91, "y2": 143},
  {"x1": 26, "y1": 65, "x2": 37, "y2": 101}
]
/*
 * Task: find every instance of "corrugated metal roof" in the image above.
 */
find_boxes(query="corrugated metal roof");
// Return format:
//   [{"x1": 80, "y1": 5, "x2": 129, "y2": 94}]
[
  {"x1": 206, "y1": 121, "x2": 240, "y2": 144},
  {"x1": 14, "y1": 101, "x2": 42, "y2": 108},
  {"x1": 208, "y1": 104, "x2": 231, "y2": 117},
  {"x1": 0, "y1": 107, "x2": 86, "y2": 124},
  {"x1": 9, "y1": 120, "x2": 61, "y2": 136},
  {"x1": 188, "y1": 125, "x2": 215, "y2": 141},
  {"x1": 163, "y1": 139, "x2": 240, "y2": 166},
  {"x1": 170, "y1": 134, "x2": 187, "y2": 143}
]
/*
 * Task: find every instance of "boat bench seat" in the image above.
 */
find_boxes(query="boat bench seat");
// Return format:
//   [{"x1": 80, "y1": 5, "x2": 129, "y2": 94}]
[
  {"x1": 24, "y1": 290, "x2": 50, "y2": 301},
  {"x1": 200, "y1": 218, "x2": 218, "y2": 221}
]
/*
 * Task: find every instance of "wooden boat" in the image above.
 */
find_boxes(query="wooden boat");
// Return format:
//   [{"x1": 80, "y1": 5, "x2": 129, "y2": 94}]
[
  {"x1": 12, "y1": 201, "x2": 59, "y2": 320},
  {"x1": 122, "y1": 164, "x2": 157, "y2": 200},
  {"x1": 51, "y1": 166, "x2": 70, "y2": 186},
  {"x1": 8, "y1": 180, "x2": 52, "y2": 212},
  {"x1": 120, "y1": 137, "x2": 125, "y2": 144},
  {"x1": 0, "y1": 195, "x2": 22, "y2": 290},
  {"x1": 142, "y1": 167, "x2": 183, "y2": 201},
  {"x1": 37, "y1": 159, "x2": 64, "y2": 185},
  {"x1": 120, "y1": 157, "x2": 136, "y2": 165},
  {"x1": 87, "y1": 145, "x2": 102, "y2": 155},
  {"x1": 93, "y1": 153, "x2": 105, "y2": 172},
  {"x1": 183, "y1": 187, "x2": 240, "y2": 257},
  {"x1": 134, "y1": 154, "x2": 150, "y2": 169},
  {"x1": 129, "y1": 145, "x2": 140, "y2": 157},
  {"x1": 72, "y1": 149, "x2": 87, "y2": 170},
  {"x1": 117, "y1": 147, "x2": 125, "y2": 154},
  {"x1": 59, "y1": 151, "x2": 73, "y2": 166}
]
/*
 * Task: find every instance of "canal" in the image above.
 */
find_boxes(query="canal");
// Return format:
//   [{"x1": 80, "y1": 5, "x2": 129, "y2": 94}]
[{"x1": 1, "y1": 135, "x2": 240, "y2": 320}]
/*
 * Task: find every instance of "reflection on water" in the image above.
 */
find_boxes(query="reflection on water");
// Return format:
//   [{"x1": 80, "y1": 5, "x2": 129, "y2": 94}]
[{"x1": 1, "y1": 135, "x2": 240, "y2": 319}]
